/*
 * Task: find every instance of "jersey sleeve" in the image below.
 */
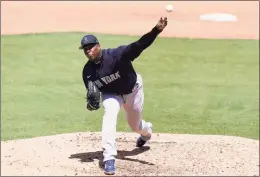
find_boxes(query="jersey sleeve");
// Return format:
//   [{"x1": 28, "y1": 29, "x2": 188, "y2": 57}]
[
  {"x1": 82, "y1": 63, "x2": 91, "y2": 90},
  {"x1": 113, "y1": 26, "x2": 162, "y2": 62}
]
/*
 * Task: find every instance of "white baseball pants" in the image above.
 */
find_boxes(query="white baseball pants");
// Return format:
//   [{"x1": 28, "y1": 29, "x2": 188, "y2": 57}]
[{"x1": 101, "y1": 74, "x2": 152, "y2": 162}]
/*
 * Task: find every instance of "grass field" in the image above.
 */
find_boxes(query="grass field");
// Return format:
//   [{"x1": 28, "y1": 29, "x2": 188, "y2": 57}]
[{"x1": 1, "y1": 32, "x2": 259, "y2": 141}]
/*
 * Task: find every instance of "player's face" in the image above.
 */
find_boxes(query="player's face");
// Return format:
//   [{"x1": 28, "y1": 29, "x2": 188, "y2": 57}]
[{"x1": 83, "y1": 44, "x2": 101, "y2": 62}]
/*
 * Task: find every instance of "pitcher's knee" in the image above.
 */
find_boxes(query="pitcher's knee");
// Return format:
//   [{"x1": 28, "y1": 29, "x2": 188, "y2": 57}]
[
  {"x1": 103, "y1": 112, "x2": 116, "y2": 120},
  {"x1": 103, "y1": 110, "x2": 119, "y2": 120}
]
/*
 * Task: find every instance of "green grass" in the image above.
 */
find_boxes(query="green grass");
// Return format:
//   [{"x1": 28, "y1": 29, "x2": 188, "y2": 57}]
[{"x1": 1, "y1": 32, "x2": 259, "y2": 141}]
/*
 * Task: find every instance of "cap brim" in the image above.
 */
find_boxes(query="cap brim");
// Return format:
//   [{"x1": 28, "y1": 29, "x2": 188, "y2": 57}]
[{"x1": 79, "y1": 43, "x2": 99, "y2": 50}]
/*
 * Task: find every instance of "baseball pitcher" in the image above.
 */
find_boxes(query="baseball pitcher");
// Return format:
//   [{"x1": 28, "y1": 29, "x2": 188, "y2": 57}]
[{"x1": 80, "y1": 17, "x2": 168, "y2": 175}]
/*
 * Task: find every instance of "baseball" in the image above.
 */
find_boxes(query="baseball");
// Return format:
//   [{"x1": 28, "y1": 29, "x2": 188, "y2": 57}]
[{"x1": 165, "y1": 4, "x2": 173, "y2": 12}]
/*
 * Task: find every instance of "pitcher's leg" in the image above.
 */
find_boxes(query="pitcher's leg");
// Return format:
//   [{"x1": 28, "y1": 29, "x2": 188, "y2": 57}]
[
  {"x1": 123, "y1": 74, "x2": 152, "y2": 139},
  {"x1": 101, "y1": 94, "x2": 123, "y2": 162}
]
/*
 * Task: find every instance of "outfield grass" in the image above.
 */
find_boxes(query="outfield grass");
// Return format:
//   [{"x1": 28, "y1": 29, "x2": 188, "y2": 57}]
[{"x1": 1, "y1": 32, "x2": 259, "y2": 141}]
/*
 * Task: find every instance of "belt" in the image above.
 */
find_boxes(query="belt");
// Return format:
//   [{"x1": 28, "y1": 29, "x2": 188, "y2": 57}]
[{"x1": 102, "y1": 82, "x2": 139, "y2": 96}]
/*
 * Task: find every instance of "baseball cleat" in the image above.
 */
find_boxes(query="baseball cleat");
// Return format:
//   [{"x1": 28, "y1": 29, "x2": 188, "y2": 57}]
[
  {"x1": 104, "y1": 159, "x2": 115, "y2": 175},
  {"x1": 136, "y1": 136, "x2": 151, "y2": 148},
  {"x1": 136, "y1": 122, "x2": 152, "y2": 148}
]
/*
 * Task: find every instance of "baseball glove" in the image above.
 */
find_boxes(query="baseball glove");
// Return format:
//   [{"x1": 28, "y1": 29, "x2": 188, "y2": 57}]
[{"x1": 86, "y1": 80, "x2": 101, "y2": 111}]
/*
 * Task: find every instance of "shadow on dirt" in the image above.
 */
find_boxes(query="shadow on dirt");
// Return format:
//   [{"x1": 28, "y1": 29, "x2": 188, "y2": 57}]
[{"x1": 69, "y1": 146, "x2": 154, "y2": 169}]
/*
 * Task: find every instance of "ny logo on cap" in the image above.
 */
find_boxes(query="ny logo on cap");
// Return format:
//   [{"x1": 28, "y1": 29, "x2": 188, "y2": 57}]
[{"x1": 83, "y1": 37, "x2": 89, "y2": 43}]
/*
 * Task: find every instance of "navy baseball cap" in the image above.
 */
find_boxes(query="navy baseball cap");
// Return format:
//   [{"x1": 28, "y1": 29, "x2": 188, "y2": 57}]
[{"x1": 79, "y1": 34, "x2": 99, "y2": 49}]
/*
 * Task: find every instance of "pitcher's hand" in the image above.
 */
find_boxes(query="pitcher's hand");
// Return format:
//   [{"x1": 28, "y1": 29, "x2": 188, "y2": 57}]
[{"x1": 156, "y1": 17, "x2": 168, "y2": 31}]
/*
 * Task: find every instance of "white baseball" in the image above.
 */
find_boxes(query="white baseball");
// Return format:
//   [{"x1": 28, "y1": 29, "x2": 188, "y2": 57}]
[{"x1": 165, "y1": 5, "x2": 173, "y2": 12}]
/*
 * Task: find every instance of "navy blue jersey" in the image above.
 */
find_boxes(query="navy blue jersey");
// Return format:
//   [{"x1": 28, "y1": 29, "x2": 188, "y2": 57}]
[{"x1": 82, "y1": 26, "x2": 161, "y2": 95}]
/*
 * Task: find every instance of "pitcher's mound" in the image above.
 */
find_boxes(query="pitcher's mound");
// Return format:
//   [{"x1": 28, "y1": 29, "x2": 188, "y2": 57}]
[{"x1": 1, "y1": 132, "x2": 259, "y2": 176}]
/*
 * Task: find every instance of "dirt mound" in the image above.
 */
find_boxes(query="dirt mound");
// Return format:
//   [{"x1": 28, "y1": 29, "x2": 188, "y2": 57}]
[{"x1": 1, "y1": 132, "x2": 259, "y2": 176}]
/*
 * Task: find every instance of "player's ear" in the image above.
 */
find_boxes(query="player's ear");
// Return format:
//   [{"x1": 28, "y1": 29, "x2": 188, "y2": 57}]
[{"x1": 97, "y1": 44, "x2": 101, "y2": 50}]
